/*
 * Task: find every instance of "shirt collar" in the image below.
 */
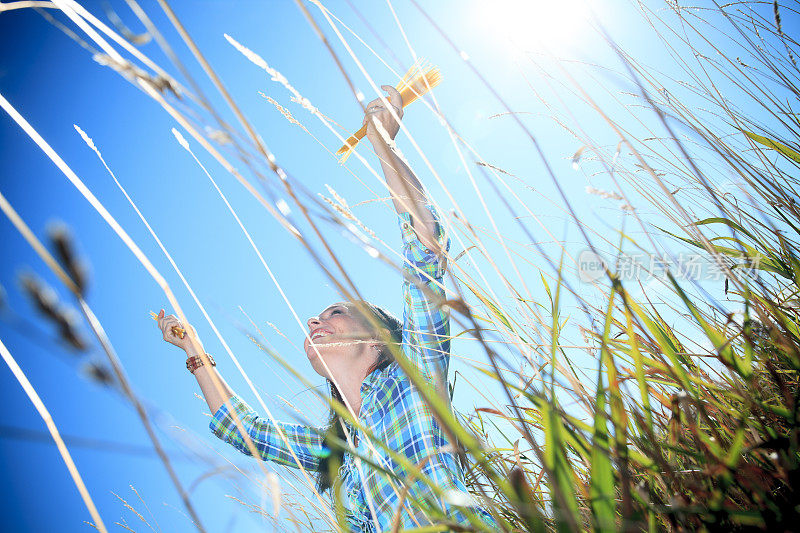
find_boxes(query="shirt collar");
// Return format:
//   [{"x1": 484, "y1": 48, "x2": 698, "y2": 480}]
[{"x1": 360, "y1": 364, "x2": 387, "y2": 395}]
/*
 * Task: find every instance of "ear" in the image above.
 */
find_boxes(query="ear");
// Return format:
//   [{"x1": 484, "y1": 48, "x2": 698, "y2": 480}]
[
  {"x1": 370, "y1": 331, "x2": 390, "y2": 350},
  {"x1": 374, "y1": 326, "x2": 392, "y2": 341}
]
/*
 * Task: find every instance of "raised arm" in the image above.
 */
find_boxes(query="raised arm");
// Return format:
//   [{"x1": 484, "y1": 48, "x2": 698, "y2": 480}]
[
  {"x1": 156, "y1": 311, "x2": 323, "y2": 470},
  {"x1": 157, "y1": 309, "x2": 232, "y2": 413},
  {"x1": 364, "y1": 86, "x2": 440, "y2": 254},
  {"x1": 398, "y1": 204, "x2": 451, "y2": 387},
  {"x1": 364, "y1": 88, "x2": 452, "y2": 387}
]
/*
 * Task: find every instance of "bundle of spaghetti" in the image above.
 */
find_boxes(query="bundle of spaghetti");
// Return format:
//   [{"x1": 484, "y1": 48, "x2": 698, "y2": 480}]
[
  {"x1": 150, "y1": 311, "x2": 185, "y2": 338},
  {"x1": 336, "y1": 59, "x2": 441, "y2": 163}
]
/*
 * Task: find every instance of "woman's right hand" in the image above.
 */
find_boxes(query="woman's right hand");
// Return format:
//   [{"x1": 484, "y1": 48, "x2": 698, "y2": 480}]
[{"x1": 156, "y1": 309, "x2": 201, "y2": 353}]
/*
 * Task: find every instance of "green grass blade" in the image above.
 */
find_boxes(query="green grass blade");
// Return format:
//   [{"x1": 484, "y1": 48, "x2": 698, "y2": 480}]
[
  {"x1": 590, "y1": 363, "x2": 616, "y2": 532},
  {"x1": 743, "y1": 129, "x2": 800, "y2": 164},
  {"x1": 541, "y1": 399, "x2": 582, "y2": 533}
]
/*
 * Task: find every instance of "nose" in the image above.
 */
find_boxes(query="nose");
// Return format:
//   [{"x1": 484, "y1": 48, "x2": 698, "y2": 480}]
[{"x1": 307, "y1": 316, "x2": 321, "y2": 329}]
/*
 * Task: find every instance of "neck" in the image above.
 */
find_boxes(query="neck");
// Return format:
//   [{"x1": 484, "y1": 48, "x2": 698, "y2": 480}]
[
  {"x1": 327, "y1": 345, "x2": 378, "y2": 417},
  {"x1": 331, "y1": 363, "x2": 373, "y2": 417}
]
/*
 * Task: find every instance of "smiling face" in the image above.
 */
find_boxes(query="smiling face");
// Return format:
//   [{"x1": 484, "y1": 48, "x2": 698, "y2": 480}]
[{"x1": 304, "y1": 302, "x2": 377, "y2": 379}]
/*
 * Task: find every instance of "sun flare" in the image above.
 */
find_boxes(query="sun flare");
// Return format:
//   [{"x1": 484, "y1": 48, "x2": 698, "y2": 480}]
[{"x1": 474, "y1": 0, "x2": 597, "y2": 53}]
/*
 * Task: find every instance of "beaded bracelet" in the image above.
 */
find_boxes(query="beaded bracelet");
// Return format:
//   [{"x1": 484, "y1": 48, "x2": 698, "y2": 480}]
[{"x1": 186, "y1": 353, "x2": 216, "y2": 374}]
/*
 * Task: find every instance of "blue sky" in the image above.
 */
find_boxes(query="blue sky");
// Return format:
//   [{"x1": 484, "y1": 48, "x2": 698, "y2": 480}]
[{"x1": 0, "y1": 1, "x2": 789, "y2": 531}]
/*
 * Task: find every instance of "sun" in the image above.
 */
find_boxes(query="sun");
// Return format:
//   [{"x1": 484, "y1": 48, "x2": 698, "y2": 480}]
[{"x1": 473, "y1": 0, "x2": 597, "y2": 54}]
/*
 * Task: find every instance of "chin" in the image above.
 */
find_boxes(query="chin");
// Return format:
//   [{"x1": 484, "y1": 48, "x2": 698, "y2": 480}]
[
  {"x1": 306, "y1": 347, "x2": 329, "y2": 376},
  {"x1": 308, "y1": 360, "x2": 323, "y2": 377},
  {"x1": 310, "y1": 360, "x2": 333, "y2": 380}
]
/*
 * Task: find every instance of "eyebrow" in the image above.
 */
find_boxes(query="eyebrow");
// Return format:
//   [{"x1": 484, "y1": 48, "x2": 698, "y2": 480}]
[{"x1": 320, "y1": 304, "x2": 347, "y2": 316}]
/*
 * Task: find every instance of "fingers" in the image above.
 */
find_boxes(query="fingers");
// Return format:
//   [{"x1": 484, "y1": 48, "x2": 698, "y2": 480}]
[
  {"x1": 173, "y1": 325, "x2": 186, "y2": 339},
  {"x1": 167, "y1": 321, "x2": 185, "y2": 339},
  {"x1": 381, "y1": 85, "x2": 403, "y2": 116},
  {"x1": 157, "y1": 313, "x2": 186, "y2": 342},
  {"x1": 157, "y1": 312, "x2": 175, "y2": 330},
  {"x1": 365, "y1": 88, "x2": 402, "y2": 117},
  {"x1": 362, "y1": 84, "x2": 404, "y2": 144},
  {"x1": 363, "y1": 99, "x2": 382, "y2": 128},
  {"x1": 363, "y1": 102, "x2": 383, "y2": 136},
  {"x1": 156, "y1": 312, "x2": 166, "y2": 331},
  {"x1": 159, "y1": 316, "x2": 177, "y2": 337}
]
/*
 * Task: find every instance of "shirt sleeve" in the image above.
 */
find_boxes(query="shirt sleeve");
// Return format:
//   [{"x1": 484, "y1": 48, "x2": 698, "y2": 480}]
[
  {"x1": 399, "y1": 204, "x2": 451, "y2": 385},
  {"x1": 209, "y1": 395, "x2": 324, "y2": 471}
]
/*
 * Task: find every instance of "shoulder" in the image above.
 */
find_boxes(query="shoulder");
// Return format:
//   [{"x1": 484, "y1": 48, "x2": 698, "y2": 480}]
[{"x1": 369, "y1": 363, "x2": 414, "y2": 409}]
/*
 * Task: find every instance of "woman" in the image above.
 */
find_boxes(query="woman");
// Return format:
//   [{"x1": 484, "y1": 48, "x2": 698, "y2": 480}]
[{"x1": 157, "y1": 86, "x2": 495, "y2": 531}]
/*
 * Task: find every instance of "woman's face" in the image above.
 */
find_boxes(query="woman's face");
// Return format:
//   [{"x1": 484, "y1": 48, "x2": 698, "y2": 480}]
[{"x1": 304, "y1": 302, "x2": 375, "y2": 377}]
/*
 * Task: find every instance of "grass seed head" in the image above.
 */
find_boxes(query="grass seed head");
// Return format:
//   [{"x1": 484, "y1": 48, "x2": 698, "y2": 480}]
[{"x1": 48, "y1": 222, "x2": 89, "y2": 296}]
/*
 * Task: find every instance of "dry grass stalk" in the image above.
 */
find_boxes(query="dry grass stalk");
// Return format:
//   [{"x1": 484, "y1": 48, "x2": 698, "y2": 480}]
[
  {"x1": 0, "y1": 337, "x2": 108, "y2": 532},
  {"x1": 170, "y1": 128, "x2": 340, "y2": 525}
]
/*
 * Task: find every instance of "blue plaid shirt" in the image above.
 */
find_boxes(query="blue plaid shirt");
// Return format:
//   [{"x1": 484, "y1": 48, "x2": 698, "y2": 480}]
[{"x1": 210, "y1": 206, "x2": 496, "y2": 531}]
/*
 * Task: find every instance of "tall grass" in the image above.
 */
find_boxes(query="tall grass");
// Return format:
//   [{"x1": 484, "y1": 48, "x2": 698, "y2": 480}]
[{"x1": 2, "y1": 0, "x2": 800, "y2": 530}]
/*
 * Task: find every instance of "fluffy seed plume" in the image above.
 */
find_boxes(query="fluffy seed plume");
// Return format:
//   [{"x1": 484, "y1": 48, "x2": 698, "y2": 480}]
[
  {"x1": 82, "y1": 360, "x2": 115, "y2": 387},
  {"x1": 19, "y1": 273, "x2": 89, "y2": 352},
  {"x1": 74, "y1": 125, "x2": 97, "y2": 153},
  {"x1": 325, "y1": 184, "x2": 349, "y2": 210},
  {"x1": 774, "y1": 1, "x2": 797, "y2": 66},
  {"x1": 48, "y1": 223, "x2": 89, "y2": 296},
  {"x1": 262, "y1": 94, "x2": 307, "y2": 132},
  {"x1": 585, "y1": 186, "x2": 623, "y2": 201},
  {"x1": 476, "y1": 161, "x2": 517, "y2": 177},
  {"x1": 225, "y1": 34, "x2": 320, "y2": 116},
  {"x1": 571, "y1": 145, "x2": 588, "y2": 170},
  {"x1": 171, "y1": 128, "x2": 191, "y2": 151}
]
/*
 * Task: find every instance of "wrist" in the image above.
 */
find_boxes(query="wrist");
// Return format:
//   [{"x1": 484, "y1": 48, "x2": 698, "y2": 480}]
[
  {"x1": 186, "y1": 352, "x2": 216, "y2": 374},
  {"x1": 184, "y1": 347, "x2": 205, "y2": 358}
]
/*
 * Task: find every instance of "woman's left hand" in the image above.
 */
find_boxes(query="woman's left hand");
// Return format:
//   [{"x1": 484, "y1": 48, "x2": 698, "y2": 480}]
[{"x1": 364, "y1": 85, "x2": 404, "y2": 147}]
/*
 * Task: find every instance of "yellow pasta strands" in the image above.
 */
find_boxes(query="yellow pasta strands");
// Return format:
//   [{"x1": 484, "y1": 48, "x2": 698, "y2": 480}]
[{"x1": 336, "y1": 59, "x2": 441, "y2": 164}]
